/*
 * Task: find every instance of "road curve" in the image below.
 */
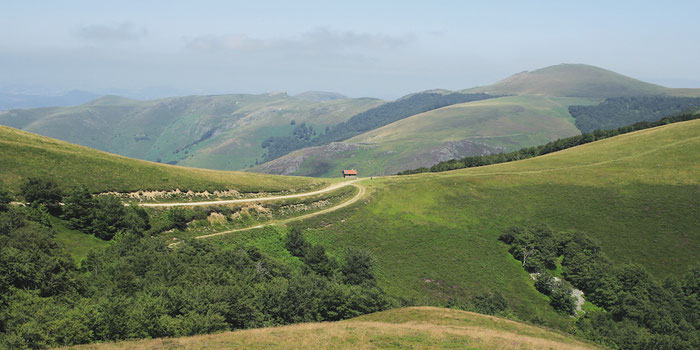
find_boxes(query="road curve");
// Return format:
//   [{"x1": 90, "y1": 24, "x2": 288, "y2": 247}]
[
  {"x1": 139, "y1": 178, "x2": 363, "y2": 207},
  {"x1": 194, "y1": 183, "x2": 367, "y2": 239}
]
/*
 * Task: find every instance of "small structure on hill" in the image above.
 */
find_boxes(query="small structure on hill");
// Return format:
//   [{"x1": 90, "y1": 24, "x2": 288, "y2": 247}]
[{"x1": 342, "y1": 169, "x2": 358, "y2": 178}]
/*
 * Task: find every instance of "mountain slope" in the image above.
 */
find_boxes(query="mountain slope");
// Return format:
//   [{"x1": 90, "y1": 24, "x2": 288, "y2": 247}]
[
  {"x1": 0, "y1": 93, "x2": 382, "y2": 170},
  {"x1": 464, "y1": 63, "x2": 700, "y2": 98},
  {"x1": 0, "y1": 125, "x2": 326, "y2": 194},
  {"x1": 254, "y1": 95, "x2": 598, "y2": 176},
  {"x1": 257, "y1": 120, "x2": 699, "y2": 326},
  {"x1": 69, "y1": 307, "x2": 598, "y2": 349}
]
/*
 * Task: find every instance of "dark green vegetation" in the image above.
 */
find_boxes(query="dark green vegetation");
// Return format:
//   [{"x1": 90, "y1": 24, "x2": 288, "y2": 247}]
[
  {"x1": 0, "y1": 93, "x2": 381, "y2": 170},
  {"x1": 399, "y1": 111, "x2": 700, "y2": 175},
  {"x1": 0, "y1": 194, "x2": 393, "y2": 349},
  {"x1": 260, "y1": 92, "x2": 496, "y2": 162},
  {"x1": 570, "y1": 96, "x2": 700, "y2": 132},
  {"x1": 501, "y1": 225, "x2": 700, "y2": 349},
  {"x1": 0, "y1": 125, "x2": 326, "y2": 194}
]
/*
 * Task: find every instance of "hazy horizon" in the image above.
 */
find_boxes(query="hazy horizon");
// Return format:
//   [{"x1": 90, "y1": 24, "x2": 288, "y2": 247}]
[{"x1": 3, "y1": 0, "x2": 700, "y2": 100}]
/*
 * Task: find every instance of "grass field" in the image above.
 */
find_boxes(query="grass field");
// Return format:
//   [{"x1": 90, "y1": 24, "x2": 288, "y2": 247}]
[
  {"x1": 64, "y1": 307, "x2": 598, "y2": 350},
  {"x1": 0, "y1": 125, "x2": 328, "y2": 194}
]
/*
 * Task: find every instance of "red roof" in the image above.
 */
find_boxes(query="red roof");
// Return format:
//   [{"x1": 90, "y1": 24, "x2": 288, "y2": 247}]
[{"x1": 343, "y1": 169, "x2": 357, "y2": 175}]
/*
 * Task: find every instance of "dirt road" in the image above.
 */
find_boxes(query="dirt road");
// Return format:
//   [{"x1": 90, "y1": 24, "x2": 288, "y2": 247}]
[
  {"x1": 139, "y1": 178, "x2": 362, "y2": 208},
  {"x1": 194, "y1": 183, "x2": 366, "y2": 239}
]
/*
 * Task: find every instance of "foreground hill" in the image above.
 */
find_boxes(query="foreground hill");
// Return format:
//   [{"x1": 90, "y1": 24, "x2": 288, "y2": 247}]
[
  {"x1": 0, "y1": 125, "x2": 326, "y2": 194},
  {"x1": 255, "y1": 64, "x2": 700, "y2": 176},
  {"x1": 464, "y1": 63, "x2": 700, "y2": 98},
  {"x1": 67, "y1": 307, "x2": 597, "y2": 349},
  {"x1": 0, "y1": 93, "x2": 381, "y2": 170}
]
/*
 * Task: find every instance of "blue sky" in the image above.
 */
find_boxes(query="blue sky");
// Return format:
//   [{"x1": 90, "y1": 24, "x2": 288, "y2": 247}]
[{"x1": 2, "y1": 0, "x2": 699, "y2": 98}]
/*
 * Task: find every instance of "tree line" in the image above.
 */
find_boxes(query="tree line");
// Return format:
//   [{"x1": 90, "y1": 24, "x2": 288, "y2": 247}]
[
  {"x1": 570, "y1": 96, "x2": 700, "y2": 133},
  {"x1": 500, "y1": 225, "x2": 699, "y2": 349},
  {"x1": 398, "y1": 111, "x2": 700, "y2": 175},
  {"x1": 0, "y1": 181, "x2": 394, "y2": 349}
]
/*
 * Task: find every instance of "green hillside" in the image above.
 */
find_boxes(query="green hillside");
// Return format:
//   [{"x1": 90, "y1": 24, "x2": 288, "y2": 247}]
[
  {"x1": 66, "y1": 307, "x2": 598, "y2": 349},
  {"x1": 254, "y1": 95, "x2": 599, "y2": 176},
  {"x1": 253, "y1": 120, "x2": 698, "y2": 322},
  {"x1": 0, "y1": 93, "x2": 381, "y2": 170},
  {"x1": 0, "y1": 125, "x2": 327, "y2": 194},
  {"x1": 464, "y1": 63, "x2": 700, "y2": 98},
  {"x1": 255, "y1": 64, "x2": 700, "y2": 177}
]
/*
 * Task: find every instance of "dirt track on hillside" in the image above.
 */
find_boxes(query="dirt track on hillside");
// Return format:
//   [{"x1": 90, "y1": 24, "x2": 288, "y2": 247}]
[{"x1": 193, "y1": 183, "x2": 366, "y2": 239}]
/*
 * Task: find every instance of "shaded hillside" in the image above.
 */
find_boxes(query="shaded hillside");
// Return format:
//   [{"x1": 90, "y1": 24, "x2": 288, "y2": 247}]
[
  {"x1": 0, "y1": 93, "x2": 381, "y2": 170},
  {"x1": 464, "y1": 63, "x2": 700, "y2": 98},
  {"x1": 68, "y1": 307, "x2": 599, "y2": 349},
  {"x1": 570, "y1": 96, "x2": 700, "y2": 132},
  {"x1": 0, "y1": 125, "x2": 326, "y2": 194}
]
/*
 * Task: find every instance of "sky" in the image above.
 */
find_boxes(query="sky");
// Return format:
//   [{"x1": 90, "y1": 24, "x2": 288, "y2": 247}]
[{"x1": 2, "y1": 0, "x2": 700, "y2": 99}]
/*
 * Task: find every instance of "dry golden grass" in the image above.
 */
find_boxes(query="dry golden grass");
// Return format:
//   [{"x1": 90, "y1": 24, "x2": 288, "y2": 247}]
[{"x1": 64, "y1": 307, "x2": 599, "y2": 349}]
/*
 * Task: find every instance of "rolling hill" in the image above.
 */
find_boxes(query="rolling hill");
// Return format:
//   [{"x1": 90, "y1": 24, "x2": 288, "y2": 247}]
[
  {"x1": 0, "y1": 93, "x2": 382, "y2": 170},
  {"x1": 463, "y1": 63, "x2": 700, "y2": 98},
  {"x1": 0, "y1": 125, "x2": 327, "y2": 194},
  {"x1": 66, "y1": 307, "x2": 598, "y2": 349},
  {"x1": 256, "y1": 64, "x2": 700, "y2": 176}
]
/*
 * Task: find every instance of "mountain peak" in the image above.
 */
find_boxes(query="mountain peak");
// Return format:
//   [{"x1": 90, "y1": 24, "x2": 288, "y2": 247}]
[{"x1": 469, "y1": 63, "x2": 668, "y2": 98}]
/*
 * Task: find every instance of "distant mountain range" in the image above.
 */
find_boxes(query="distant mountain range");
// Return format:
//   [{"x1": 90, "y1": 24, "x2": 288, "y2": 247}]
[{"x1": 1, "y1": 63, "x2": 699, "y2": 177}]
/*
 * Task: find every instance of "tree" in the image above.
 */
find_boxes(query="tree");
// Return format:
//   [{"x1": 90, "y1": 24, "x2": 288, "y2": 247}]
[
  {"x1": 62, "y1": 185, "x2": 95, "y2": 232},
  {"x1": 285, "y1": 227, "x2": 310, "y2": 258},
  {"x1": 303, "y1": 244, "x2": 336, "y2": 277},
  {"x1": 342, "y1": 248, "x2": 375, "y2": 285},
  {"x1": 167, "y1": 207, "x2": 189, "y2": 231},
  {"x1": 92, "y1": 195, "x2": 126, "y2": 240},
  {"x1": 20, "y1": 178, "x2": 63, "y2": 214},
  {"x1": 0, "y1": 184, "x2": 11, "y2": 212},
  {"x1": 550, "y1": 280, "x2": 577, "y2": 315},
  {"x1": 534, "y1": 273, "x2": 556, "y2": 295}
]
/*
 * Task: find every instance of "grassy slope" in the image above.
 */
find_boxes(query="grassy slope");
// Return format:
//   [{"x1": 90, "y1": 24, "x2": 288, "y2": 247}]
[
  {"x1": 463, "y1": 63, "x2": 700, "y2": 98},
  {"x1": 0, "y1": 94, "x2": 382, "y2": 170},
  {"x1": 257, "y1": 95, "x2": 599, "y2": 177},
  {"x1": 65, "y1": 307, "x2": 598, "y2": 350},
  {"x1": 0, "y1": 125, "x2": 327, "y2": 194},
  {"x1": 271, "y1": 120, "x2": 700, "y2": 326}
]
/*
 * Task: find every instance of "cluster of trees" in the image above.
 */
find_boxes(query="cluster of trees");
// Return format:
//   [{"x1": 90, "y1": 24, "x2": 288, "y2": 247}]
[
  {"x1": 570, "y1": 96, "x2": 700, "y2": 132},
  {"x1": 500, "y1": 225, "x2": 700, "y2": 349},
  {"x1": 399, "y1": 111, "x2": 700, "y2": 175},
  {"x1": 261, "y1": 92, "x2": 498, "y2": 162},
  {"x1": 261, "y1": 122, "x2": 317, "y2": 161},
  {"x1": 18, "y1": 179, "x2": 150, "y2": 241},
  {"x1": 0, "y1": 185, "x2": 394, "y2": 348}
]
